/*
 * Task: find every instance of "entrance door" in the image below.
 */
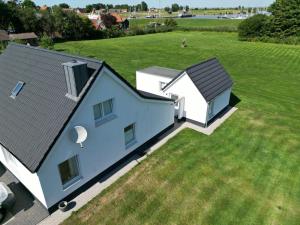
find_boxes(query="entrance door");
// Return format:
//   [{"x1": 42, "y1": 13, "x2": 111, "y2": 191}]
[{"x1": 177, "y1": 97, "x2": 185, "y2": 120}]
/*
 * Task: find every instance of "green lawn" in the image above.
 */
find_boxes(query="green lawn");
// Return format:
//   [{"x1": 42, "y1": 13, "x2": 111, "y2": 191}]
[
  {"x1": 55, "y1": 32, "x2": 300, "y2": 225},
  {"x1": 129, "y1": 18, "x2": 241, "y2": 30}
]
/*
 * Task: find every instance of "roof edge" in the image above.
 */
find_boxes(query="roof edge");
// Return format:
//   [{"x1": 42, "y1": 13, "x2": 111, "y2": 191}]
[{"x1": 6, "y1": 43, "x2": 103, "y2": 65}]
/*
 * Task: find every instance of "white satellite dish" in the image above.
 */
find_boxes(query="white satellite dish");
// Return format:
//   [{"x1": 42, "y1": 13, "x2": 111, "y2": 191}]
[{"x1": 71, "y1": 126, "x2": 88, "y2": 148}]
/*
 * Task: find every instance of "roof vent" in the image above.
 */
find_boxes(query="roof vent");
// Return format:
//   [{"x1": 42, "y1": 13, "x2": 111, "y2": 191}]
[{"x1": 62, "y1": 60, "x2": 89, "y2": 100}]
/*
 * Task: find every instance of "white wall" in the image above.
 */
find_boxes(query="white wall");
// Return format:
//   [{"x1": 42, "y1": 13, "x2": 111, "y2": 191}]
[
  {"x1": 38, "y1": 67, "x2": 174, "y2": 208},
  {"x1": 164, "y1": 73, "x2": 209, "y2": 124},
  {"x1": 136, "y1": 71, "x2": 172, "y2": 97},
  {"x1": 0, "y1": 145, "x2": 47, "y2": 206},
  {"x1": 208, "y1": 88, "x2": 232, "y2": 121}
]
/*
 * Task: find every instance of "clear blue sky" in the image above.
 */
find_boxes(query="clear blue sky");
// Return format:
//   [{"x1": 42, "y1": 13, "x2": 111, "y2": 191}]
[{"x1": 34, "y1": 0, "x2": 275, "y2": 8}]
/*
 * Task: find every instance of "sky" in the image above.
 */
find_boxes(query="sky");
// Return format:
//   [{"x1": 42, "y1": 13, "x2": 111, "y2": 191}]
[{"x1": 33, "y1": 0, "x2": 275, "y2": 8}]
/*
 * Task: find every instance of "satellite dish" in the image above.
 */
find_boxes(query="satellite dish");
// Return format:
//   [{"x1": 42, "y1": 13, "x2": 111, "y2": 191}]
[{"x1": 71, "y1": 126, "x2": 88, "y2": 148}]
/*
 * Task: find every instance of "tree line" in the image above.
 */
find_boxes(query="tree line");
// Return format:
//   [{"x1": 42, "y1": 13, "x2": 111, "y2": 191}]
[
  {"x1": 238, "y1": 0, "x2": 300, "y2": 44},
  {"x1": 85, "y1": 2, "x2": 148, "y2": 13},
  {"x1": 0, "y1": 0, "x2": 94, "y2": 40}
]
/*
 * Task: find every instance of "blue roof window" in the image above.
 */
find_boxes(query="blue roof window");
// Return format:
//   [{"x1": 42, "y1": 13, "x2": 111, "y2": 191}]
[{"x1": 10, "y1": 81, "x2": 25, "y2": 99}]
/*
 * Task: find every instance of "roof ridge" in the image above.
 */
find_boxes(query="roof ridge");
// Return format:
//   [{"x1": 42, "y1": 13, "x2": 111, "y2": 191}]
[
  {"x1": 185, "y1": 57, "x2": 218, "y2": 72},
  {"x1": 7, "y1": 43, "x2": 103, "y2": 64}
]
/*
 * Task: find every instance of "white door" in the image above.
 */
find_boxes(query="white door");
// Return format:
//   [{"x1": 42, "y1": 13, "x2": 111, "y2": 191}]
[{"x1": 177, "y1": 97, "x2": 185, "y2": 120}]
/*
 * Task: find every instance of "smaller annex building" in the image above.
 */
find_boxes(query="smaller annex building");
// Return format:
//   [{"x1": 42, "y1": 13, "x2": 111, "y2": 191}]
[{"x1": 136, "y1": 58, "x2": 234, "y2": 127}]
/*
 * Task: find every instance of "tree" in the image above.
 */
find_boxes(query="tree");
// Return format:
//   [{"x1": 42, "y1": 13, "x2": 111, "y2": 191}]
[
  {"x1": 268, "y1": 0, "x2": 300, "y2": 37},
  {"x1": 59, "y1": 3, "x2": 70, "y2": 9},
  {"x1": 18, "y1": 7, "x2": 38, "y2": 32},
  {"x1": 171, "y1": 3, "x2": 179, "y2": 12},
  {"x1": 40, "y1": 34, "x2": 54, "y2": 49},
  {"x1": 164, "y1": 6, "x2": 171, "y2": 12},
  {"x1": 21, "y1": 0, "x2": 36, "y2": 8},
  {"x1": 164, "y1": 18, "x2": 177, "y2": 27},
  {"x1": 86, "y1": 4, "x2": 93, "y2": 13},
  {"x1": 238, "y1": 14, "x2": 269, "y2": 38},
  {"x1": 141, "y1": 1, "x2": 148, "y2": 11},
  {"x1": 0, "y1": 0, "x2": 11, "y2": 30}
]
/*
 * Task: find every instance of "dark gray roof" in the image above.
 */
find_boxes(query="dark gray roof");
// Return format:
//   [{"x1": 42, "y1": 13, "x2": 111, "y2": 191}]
[
  {"x1": 138, "y1": 66, "x2": 181, "y2": 78},
  {"x1": 0, "y1": 44, "x2": 103, "y2": 172},
  {"x1": 164, "y1": 58, "x2": 233, "y2": 102},
  {"x1": 138, "y1": 90, "x2": 171, "y2": 101},
  {"x1": 0, "y1": 44, "x2": 173, "y2": 172}
]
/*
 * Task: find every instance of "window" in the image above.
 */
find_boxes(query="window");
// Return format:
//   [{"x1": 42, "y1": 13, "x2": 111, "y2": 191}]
[
  {"x1": 124, "y1": 123, "x2": 136, "y2": 147},
  {"x1": 170, "y1": 94, "x2": 179, "y2": 107},
  {"x1": 159, "y1": 81, "x2": 167, "y2": 90},
  {"x1": 58, "y1": 156, "x2": 80, "y2": 188},
  {"x1": 208, "y1": 101, "x2": 215, "y2": 117},
  {"x1": 93, "y1": 99, "x2": 113, "y2": 121},
  {"x1": 10, "y1": 81, "x2": 25, "y2": 99}
]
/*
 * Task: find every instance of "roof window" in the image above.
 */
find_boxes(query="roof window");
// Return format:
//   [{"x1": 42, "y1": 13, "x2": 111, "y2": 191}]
[{"x1": 10, "y1": 81, "x2": 25, "y2": 99}]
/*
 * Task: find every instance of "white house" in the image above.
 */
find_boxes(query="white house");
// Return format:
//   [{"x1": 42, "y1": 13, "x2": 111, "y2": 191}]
[
  {"x1": 136, "y1": 58, "x2": 233, "y2": 127},
  {"x1": 0, "y1": 44, "x2": 174, "y2": 210}
]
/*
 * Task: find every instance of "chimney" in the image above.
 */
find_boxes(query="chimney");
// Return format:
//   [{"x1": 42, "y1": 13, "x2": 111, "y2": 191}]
[{"x1": 62, "y1": 60, "x2": 89, "y2": 100}]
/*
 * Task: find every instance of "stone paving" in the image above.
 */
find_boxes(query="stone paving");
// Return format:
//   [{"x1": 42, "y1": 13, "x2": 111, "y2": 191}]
[{"x1": 0, "y1": 164, "x2": 49, "y2": 225}]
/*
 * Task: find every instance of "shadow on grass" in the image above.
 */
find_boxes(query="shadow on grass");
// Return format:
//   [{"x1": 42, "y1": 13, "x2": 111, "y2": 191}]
[
  {"x1": 230, "y1": 93, "x2": 241, "y2": 107},
  {"x1": 55, "y1": 48, "x2": 66, "y2": 52}
]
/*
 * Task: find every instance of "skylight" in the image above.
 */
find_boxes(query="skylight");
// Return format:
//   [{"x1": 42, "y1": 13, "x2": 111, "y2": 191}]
[{"x1": 10, "y1": 81, "x2": 25, "y2": 99}]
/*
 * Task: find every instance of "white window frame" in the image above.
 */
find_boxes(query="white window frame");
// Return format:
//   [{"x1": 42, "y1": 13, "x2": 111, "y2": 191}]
[
  {"x1": 159, "y1": 81, "x2": 167, "y2": 90},
  {"x1": 58, "y1": 155, "x2": 81, "y2": 190},
  {"x1": 93, "y1": 98, "x2": 116, "y2": 126},
  {"x1": 124, "y1": 123, "x2": 136, "y2": 149},
  {"x1": 208, "y1": 101, "x2": 215, "y2": 118}
]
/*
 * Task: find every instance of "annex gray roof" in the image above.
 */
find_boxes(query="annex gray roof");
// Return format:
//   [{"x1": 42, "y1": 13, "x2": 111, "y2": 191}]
[
  {"x1": 138, "y1": 66, "x2": 181, "y2": 78},
  {"x1": 164, "y1": 58, "x2": 233, "y2": 102},
  {"x1": 0, "y1": 44, "x2": 173, "y2": 173},
  {"x1": 138, "y1": 90, "x2": 171, "y2": 101}
]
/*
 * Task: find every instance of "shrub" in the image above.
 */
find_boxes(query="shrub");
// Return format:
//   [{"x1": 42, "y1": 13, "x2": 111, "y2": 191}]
[
  {"x1": 238, "y1": 14, "x2": 270, "y2": 39},
  {"x1": 39, "y1": 34, "x2": 54, "y2": 49},
  {"x1": 164, "y1": 18, "x2": 177, "y2": 28}
]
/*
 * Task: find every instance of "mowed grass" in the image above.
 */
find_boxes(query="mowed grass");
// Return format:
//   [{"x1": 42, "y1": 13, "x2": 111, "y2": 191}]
[
  {"x1": 129, "y1": 18, "x2": 241, "y2": 29},
  {"x1": 56, "y1": 32, "x2": 300, "y2": 225}
]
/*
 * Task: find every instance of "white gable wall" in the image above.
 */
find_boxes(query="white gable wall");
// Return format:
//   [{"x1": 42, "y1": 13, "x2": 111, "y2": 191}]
[
  {"x1": 0, "y1": 145, "x2": 47, "y2": 206},
  {"x1": 136, "y1": 71, "x2": 172, "y2": 97},
  {"x1": 164, "y1": 73, "x2": 209, "y2": 124},
  {"x1": 37, "y1": 67, "x2": 174, "y2": 208}
]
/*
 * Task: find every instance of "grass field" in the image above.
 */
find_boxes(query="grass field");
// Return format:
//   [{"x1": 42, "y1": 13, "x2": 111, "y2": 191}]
[
  {"x1": 129, "y1": 18, "x2": 241, "y2": 30},
  {"x1": 55, "y1": 32, "x2": 300, "y2": 225}
]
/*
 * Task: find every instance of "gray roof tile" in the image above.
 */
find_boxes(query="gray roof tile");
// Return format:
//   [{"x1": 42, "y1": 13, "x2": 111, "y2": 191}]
[
  {"x1": 0, "y1": 44, "x2": 103, "y2": 172},
  {"x1": 164, "y1": 58, "x2": 233, "y2": 102}
]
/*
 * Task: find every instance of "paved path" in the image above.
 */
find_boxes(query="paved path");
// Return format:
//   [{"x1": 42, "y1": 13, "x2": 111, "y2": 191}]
[{"x1": 39, "y1": 107, "x2": 237, "y2": 225}]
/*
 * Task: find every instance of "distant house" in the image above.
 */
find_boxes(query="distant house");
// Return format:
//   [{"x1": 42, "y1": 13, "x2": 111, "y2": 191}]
[
  {"x1": 9, "y1": 32, "x2": 38, "y2": 46},
  {"x1": 0, "y1": 30, "x2": 9, "y2": 42},
  {"x1": 89, "y1": 12, "x2": 124, "y2": 30},
  {"x1": 136, "y1": 58, "x2": 233, "y2": 126},
  {"x1": 39, "y1": 5, "x2": 49, "y2": 11},
  {"x1": 0, "y1": 44, "x2": 174, "y2": 210}
]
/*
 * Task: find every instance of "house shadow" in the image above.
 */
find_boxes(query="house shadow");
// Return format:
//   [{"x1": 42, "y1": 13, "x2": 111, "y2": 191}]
[
  {"x1": 230, "y1": 93, "x2": 241, "y2": 107},
  {"x1": 7, "y1": 182, "x2": 34, "y2": 215},
  {"x1": 0, "y1": 163, "x2": 6, "y2": 177}
]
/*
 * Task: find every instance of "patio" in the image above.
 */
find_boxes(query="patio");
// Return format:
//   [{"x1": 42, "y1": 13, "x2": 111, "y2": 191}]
[{"x1": 0, "y1": 163, "x2": 49, "y2": 225}]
